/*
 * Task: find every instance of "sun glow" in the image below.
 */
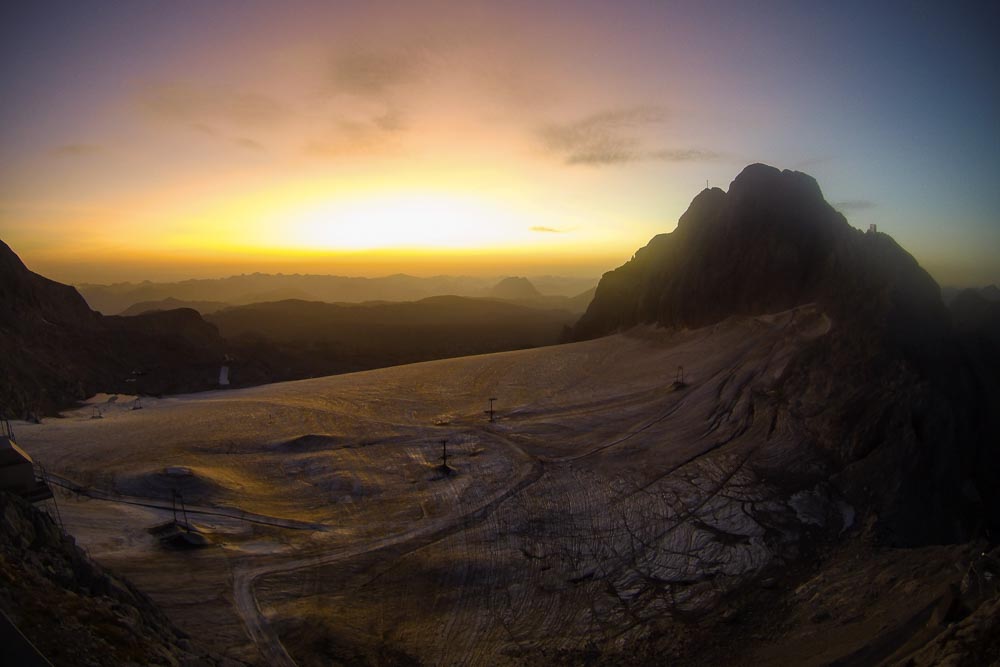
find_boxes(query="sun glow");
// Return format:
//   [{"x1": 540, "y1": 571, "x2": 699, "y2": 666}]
[{"x1": 279, "y1": 192, "x2": 532, "y2": 251}]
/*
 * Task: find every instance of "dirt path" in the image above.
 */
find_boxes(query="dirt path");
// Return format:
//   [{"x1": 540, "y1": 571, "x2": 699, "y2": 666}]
[
  {"x1": 230, "y1": 357, "x2": 738, "y2": 666},
  {"x1": 231, "y1": 430, "x2": 544, "y2": 666}
]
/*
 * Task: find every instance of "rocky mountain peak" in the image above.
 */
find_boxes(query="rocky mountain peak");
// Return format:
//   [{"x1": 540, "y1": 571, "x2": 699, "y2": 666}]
[
  {"x1": 0, "y1": 239, "x2": 97, "y2": 328},
  {"x1": 726, "y1": 162, "x2": 823, "y2": 203},
  {"x1": 0, "y1": 238, "x2": 226, "y2": 417},
  {"x1": 572, "y1": 165, "x2": 1000, "y2": 546},
  {"x1": 573, "y1": 164, "x2": 946, "y2": 343}
]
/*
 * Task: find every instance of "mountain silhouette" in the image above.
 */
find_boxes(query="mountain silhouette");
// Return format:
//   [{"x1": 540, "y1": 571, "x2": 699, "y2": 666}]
[
  {"x1": 0, "y1": 240, "x2": 226, "y2": 417},
  {"x1": 574, "y1": 163, "x2": 947, "y2": 343},
  {"x1": 573, "y1": 164, "x2": 998, "y2": 545},
  {"x1": 119, "y1": 297, "x2": 231, "y2": 316},
  {"x1": 78, "y1": 273, "x2": 598, "y2": 315},
  {"x1": 489, "y1": 276, "x2": 541, "y2": 299}
]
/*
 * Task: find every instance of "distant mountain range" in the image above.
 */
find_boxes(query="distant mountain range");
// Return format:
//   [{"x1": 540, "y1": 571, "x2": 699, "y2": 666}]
[
  {"x1": 117, "y1": 281, "x2": 597, "y2": 319},
  {"x1": 79, "y1": 273, "x2": 598, "y2": 315},
  {"x1": 119, "y1": 297, "x2": 232, "y2": 316},
  {"x1": 0, "y1": 244, "x2": 586, "y2": 416}
]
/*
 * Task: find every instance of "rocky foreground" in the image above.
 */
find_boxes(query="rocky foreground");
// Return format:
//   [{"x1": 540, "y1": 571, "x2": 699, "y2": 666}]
[
  {"x1": 0, "y1": 491, "x2": 235, "y2": 666},
  {"x1": 0, "y1": 239, "x2": 228, "y2": 418}
]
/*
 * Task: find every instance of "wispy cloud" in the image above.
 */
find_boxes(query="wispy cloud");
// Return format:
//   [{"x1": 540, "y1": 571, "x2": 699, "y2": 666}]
[
  {"x1": 303, "y1": 139, "x2": 353, "y2": 158},
  {"x1": 330, "y1": 49, "x2": 425, "y2": 98},
  {"x1": 834, "y1": 199, "x2": 876, "y2": 211},
  {"x1": 190, "y1": 122, "x2": 217, "y2": 135},
  {"x1": 538, "y1": 106, "x2": 667, "y2": 165},
  {"x1": 371, "y1": 108, "x2": 406, "y2": 132},
  {"x1": 303, "y1": 48, "x2": 422, "y2": 159},
  {"x1": 538, "y1": 107, "x2": 719, "y2": 167},
  {"x1": 233, "y1": 137, "x2": 264, "y2": 151},
  {"x1": 648, "y1": 148, "x2": 722, "y2": 162},
  {"x1": 530, "y1": 225, "x2": 570, "y2": 233},
  {"x1": 304, "y1": 107, "x2": 408, "y2": 158},
  {"x1": 52, "y1": 143, "x2": 102, "y2": 157},
  {"x1": 138, "y1": 83, "x2": 287, "y2": 128}
]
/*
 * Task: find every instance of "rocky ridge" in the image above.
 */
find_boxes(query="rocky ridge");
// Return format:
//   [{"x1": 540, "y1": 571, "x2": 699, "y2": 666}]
[
  {"x1": 574, "y1": 163, "x2": 947, "y2": 343},
  {"x1": 574, "y1": 164, "x2": 999, "y2": 546},
  {"x1": 0, "y1": 240, "x2": 228, "y2": 417}
]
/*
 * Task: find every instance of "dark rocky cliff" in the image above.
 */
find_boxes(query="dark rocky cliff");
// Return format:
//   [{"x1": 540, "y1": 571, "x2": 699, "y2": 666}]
[
  {"x1": 0, "y1": 491, "x2": 231, "y2": 666},
  {"x1": 574, "y1": 163, "x2": 948, "y2": 344},
  {"x1": 573, "y1": 165, "x2": 999, "y2": 546},
  {"x1": 0, "y1": 240, "x2": 226, "y2": 417}
]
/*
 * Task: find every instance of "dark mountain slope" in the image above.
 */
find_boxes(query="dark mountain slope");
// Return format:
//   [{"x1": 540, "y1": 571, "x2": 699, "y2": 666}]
[
  {"x1": 120, "y1": 297, "x2": 231, "y2": 316},
  {"x1": 0, "y1": 241, "x2": 98, "y2": 328},
  {"x1": 951, "y1": 288, "x2": 1000, "y2": 344},
  {"x1": 207, "y1": 296, "x2": 575, "y2": 380},
  {"x1": 0, "y1": 240, "x2": 226, "y2": 417},
  {"x1": 0, "y1": 491, "x2": 229, "y2": 666},
  {"x1": 78, "y1": 273, "x2": 497, "y2": 315},
  {"x1": 574, "y1": 163, "x2": 947, "y2": 344},
  {"x1": 573, "y1": 164, "x2": 998, "y2": 545}
]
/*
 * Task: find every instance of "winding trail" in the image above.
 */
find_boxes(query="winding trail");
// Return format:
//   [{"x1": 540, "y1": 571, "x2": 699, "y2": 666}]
[
  {"x1": 230, "y1": 365, "x2": 721, "y2": 665},
  {"x1": 231, "y1": 431, "x2": 544, "y2": 667},
  {"x1": 228, "y1": 352, "x2": 734, "y2": 666}
]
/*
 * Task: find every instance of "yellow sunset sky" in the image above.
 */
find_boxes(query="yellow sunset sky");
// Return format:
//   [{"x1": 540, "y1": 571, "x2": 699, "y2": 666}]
[{"x1": 1, "y1": 1, "x2": 997, "y2": 285}]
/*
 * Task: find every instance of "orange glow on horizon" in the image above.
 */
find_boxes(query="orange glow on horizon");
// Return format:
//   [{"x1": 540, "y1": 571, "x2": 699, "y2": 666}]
[
  {"x1": 278, "y1": 193, "x2": 526, "y2": 250},
  {"x1": 4, "y1": 155, "x2": 651, "y2": 283},
  {"x1": 1, "y1": 3, "x2": 996, "y2": 287}
]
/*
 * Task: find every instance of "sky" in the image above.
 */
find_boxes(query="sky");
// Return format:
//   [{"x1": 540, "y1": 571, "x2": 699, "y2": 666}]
[{"x1": 1, "y1": 0, "x2": 997, "y2": 286}]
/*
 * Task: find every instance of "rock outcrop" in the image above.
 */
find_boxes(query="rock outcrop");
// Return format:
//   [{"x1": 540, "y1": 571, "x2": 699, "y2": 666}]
[
  {"x1": 573, "y1": 164, "x2": 999, "y2": 546},
  {"x1": 0, "y1": 491, "x2": 231, "y2": 666},
  {"x1": 574, "y1": 163, "x2": 947, "y2": 344},
  {"x1": 0, "y1": 240, "x2": 226, "y2": 417}
]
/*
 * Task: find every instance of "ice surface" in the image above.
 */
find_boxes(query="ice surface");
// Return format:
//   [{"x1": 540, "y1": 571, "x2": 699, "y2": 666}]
[{"x1": 16, "y1": 306, "x2": 837, "y2": 664}]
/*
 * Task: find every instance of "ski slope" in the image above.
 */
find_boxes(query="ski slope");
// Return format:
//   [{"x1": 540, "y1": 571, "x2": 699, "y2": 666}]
[{"x1": 16, "y1": 305, "x2": 836, "y2": 665}]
